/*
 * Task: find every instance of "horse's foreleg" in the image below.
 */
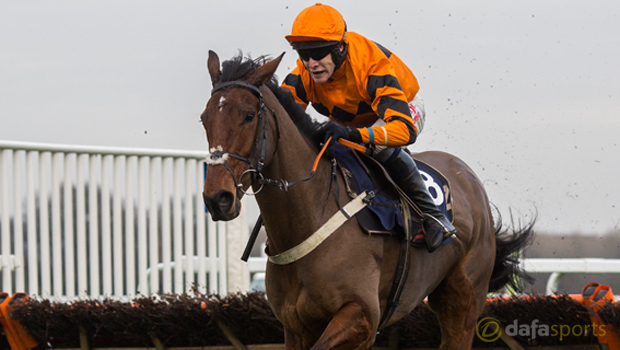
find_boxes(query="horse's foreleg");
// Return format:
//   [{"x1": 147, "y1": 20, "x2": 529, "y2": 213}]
[
  {"x1": 284, "y1": 327, "x2": 303, "y2": 350},
  {"x1": 427, "y1": 263, "x2": 479, "y2": 350},
  {"x1": 310, "y1": 301, "x2": 375, "y2": 350}
]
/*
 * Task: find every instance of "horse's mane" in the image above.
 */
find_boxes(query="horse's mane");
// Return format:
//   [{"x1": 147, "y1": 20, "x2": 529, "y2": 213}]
[
  {"x1": 220, "y1": 52, "x2": 326, "y2": 149},
  {"x1": 218, "y1": 52, "x2": 268, "y2": 84},
  {"x1": 267, "y1": 83, "x2": 324, "y2": 148}
]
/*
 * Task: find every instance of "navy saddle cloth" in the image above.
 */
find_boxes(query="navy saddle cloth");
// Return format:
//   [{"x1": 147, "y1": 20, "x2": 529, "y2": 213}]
[{"x1": 333, "y1": 143, "x2": 453, "y2": 247}]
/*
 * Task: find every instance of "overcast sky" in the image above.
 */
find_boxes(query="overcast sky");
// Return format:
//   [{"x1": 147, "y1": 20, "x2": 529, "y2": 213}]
[{"x1": 1, "y1": 1, "x2": 619, "y2": 235}]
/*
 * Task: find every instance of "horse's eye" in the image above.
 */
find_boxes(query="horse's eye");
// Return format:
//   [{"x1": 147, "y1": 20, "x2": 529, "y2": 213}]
[{"x1": 244, "y1": 112, "x2": 256, "y2": 123}]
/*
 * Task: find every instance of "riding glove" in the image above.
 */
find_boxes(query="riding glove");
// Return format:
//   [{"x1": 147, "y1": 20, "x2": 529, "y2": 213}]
[{"x1": 320, "y1": 122, "x2": 362, "y2": 144}]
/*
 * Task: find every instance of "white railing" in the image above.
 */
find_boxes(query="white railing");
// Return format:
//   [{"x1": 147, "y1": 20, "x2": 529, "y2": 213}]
[
  {"x1": 523, "y1": 258, "x2": 620, "y2": 294},
  {"x1": 0, "y1": 140, "x2": 264, "y2": 299},
  {"x1": 246, "y1": 257, "x2": 620, "y2": 295},
  {"x1": 2, "y1": 140, "x2": 616, "y2": 299}
]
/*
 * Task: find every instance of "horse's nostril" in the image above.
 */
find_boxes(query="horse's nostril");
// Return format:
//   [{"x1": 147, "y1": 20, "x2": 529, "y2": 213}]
[
  {"x1": 217, "y1": 191, "x2": 234, "y2": 212},
  {"x1": 203, "y1": 190, "x2": 238, "y2": 221}
]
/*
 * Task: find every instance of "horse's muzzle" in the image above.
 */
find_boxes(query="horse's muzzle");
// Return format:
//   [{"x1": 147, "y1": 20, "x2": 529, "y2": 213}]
[{"x1": 203, "y1": 190, "x2": 240, "y2": 221}]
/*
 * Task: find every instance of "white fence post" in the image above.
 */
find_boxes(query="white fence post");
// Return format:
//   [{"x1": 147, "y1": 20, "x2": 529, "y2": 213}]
[
  {"x1": 52, "y1": 152, "x2": 63, "y2": 296},
  {"x1": 13, "y1": 151, "x2": 25, "y2": 293},
  {"x1": 195, "y1": 161, "x2": 207, "y2": 294},
  {"x1": 226, "y1": 196, "x2": 249, "y2": 293},
  {"x1": 39, "y1": 151, "x2": 51, "y2": 297},
  {"x1": 64, "y1": 153, "x2": 76, "y2": 297},
  {"x1": 1, "y1": 149, "x2": 12, "y2": 293},
  {"x1": 76, "y1": 153, "x2": 88, "y2": 296}
]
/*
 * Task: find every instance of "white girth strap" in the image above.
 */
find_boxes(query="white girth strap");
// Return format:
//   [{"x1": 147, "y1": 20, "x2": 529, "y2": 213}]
[{"x1": 268, "y1": 191, "x2": 371, "y2": 265}]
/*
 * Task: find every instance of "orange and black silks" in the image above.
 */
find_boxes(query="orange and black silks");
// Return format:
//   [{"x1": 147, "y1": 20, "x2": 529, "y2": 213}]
[{"x1": 282, "y1": 31, "x2": 420, "y2": 148}]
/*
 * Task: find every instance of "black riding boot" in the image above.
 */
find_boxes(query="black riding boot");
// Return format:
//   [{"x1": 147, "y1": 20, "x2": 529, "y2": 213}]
[{"x1": 375, "y1": 148, "x2": 456, "y2": 253}]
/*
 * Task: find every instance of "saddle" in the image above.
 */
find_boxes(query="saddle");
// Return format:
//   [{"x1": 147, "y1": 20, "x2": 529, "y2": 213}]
[{"x1": 332, "y1": 143, "x2": 453, "y2": 249}]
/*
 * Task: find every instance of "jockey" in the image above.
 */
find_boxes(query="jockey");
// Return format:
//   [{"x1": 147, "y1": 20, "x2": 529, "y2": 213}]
[{"x1": 281, "y1": 3, "x2": 456, "y2": 252}]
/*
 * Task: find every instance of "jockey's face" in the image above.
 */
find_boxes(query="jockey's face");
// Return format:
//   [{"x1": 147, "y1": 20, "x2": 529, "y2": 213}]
[
  {"x1": 304, "y1": 55, "x2": 335, "y2": 84},
  {"x1": 300, "y1": 42, "x2": 343, "y2": 84}
]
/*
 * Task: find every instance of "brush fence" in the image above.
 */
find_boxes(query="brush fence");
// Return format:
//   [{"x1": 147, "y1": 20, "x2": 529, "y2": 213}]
[
  {"x1": 5, "y1": 293, "x2": 615, "y2": 350},
  {"x1": 41, "y1": 344, "x2": 606, "y2": 350}
]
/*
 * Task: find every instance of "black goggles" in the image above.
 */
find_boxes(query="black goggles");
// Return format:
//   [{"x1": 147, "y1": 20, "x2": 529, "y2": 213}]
[{"x1": 297, "y1": 45, "x2": 336, "y2": 61}]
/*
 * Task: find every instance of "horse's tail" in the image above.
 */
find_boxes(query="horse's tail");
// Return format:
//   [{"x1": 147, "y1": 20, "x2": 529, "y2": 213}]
[{"x1": 488, "y1": 214, "x2": 536, "y2": 293}]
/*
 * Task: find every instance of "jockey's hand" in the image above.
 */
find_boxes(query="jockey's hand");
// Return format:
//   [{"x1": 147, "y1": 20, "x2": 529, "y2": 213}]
[{"x1": 320, "y1": 122, "x2": 362, "y2": 145}]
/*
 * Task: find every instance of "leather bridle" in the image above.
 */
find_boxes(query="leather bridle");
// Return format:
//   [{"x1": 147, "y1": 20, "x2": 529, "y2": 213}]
[
  {"x1": 205, "y1": 81, "x2": 280, "y2": 195},
  {"x1": 206, "y1": 80, "x2": 335, "y2": 198}
]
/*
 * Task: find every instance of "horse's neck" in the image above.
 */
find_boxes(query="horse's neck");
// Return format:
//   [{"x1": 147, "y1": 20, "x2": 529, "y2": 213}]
[{"x1": 255, "y1": 92, "x2": 333, "y2": 254}]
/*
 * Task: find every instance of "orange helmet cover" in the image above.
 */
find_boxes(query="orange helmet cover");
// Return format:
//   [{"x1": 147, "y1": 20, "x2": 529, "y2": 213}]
[{"x1": 286, "y1": 3, "x2": 346, "y2": 43}]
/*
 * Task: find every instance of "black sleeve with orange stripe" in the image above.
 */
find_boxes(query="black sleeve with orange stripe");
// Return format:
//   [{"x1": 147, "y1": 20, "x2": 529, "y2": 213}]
[{"x1": 281, "y1": 71, "x2": 309, "y2": 109}]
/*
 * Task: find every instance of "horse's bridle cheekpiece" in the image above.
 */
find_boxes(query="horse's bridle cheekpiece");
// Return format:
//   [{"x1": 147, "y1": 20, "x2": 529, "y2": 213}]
[
  {"x1": 206, "y1": 81, "x2": 269, "y2": 195},
  {"x1": 207, "y1": 80, "x2": 326, "y2": 196},
  {"x1": 206, "y1": 81, "x2": 286, "y2": 196}
]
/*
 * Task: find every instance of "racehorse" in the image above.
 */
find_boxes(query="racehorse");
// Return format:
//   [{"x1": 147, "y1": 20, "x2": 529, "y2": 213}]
[{"x1": 200, "y1": 51, "x2": 533, "y2": 350}]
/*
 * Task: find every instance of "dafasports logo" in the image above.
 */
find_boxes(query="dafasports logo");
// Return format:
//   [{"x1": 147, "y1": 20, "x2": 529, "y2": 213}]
[
  {"x1": 476, "y1": 317, "x2": 606, "y2": 342},
  {"x1": 476, "y1": 317, "x2": 503, "y2": 342}
]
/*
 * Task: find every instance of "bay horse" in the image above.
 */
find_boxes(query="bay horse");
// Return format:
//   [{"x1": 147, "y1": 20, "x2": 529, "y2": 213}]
[{"x1": 200, "y1": 51, "x2": 533, "y2": 350}]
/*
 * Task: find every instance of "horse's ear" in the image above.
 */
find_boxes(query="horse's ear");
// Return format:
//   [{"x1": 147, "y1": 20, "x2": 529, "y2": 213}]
[
  {"x1": 207, "y1": 50, "x2": 221, "y2": 86},
  {"x1": 250, "y1": 52, "x2": 285, "y2": 87}
]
